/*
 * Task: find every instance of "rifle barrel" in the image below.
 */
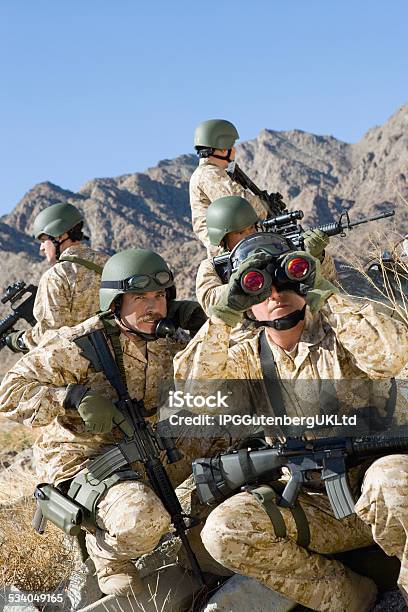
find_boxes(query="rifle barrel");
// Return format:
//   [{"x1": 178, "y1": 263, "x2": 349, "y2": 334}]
[
  {"x1": 352, "y1": 434, "x2": 408, "y2": 456},
  {"x1": 348, "y1": 209, "x2": 395, "y2": 228}
]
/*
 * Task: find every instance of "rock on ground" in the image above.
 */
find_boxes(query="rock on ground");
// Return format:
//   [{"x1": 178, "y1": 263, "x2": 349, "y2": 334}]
[{"x1": 202, "y1": 575, "x2": 296, "y2": 612}]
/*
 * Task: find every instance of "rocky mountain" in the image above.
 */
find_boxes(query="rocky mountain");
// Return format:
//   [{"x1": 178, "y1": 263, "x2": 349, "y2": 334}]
[{"x1": 1, "y1": 103, "x2": 407, "y2": 375}]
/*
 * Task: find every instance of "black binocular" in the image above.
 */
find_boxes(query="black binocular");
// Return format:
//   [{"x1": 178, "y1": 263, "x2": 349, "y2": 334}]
[{"x1": 239, "y1": 254, "x2": 315, "y2": 295}]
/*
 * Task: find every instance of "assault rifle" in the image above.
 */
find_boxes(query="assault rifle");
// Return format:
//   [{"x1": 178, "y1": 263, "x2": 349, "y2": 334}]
[
  {"x1": 263, "y1": 208, "x2": 395, "y2": 249},
  {"x1": 192, "y1": 434, "x2": 408, "y2": 519},
  {"x1": 226, "y1": 161, "x2": 287, "y2": 216},
  {"x1": 72, "y1": 328, "x2": 206, "y2": 586},
  {"x1": 226, "y1": 159, "x2": 395, "y2": 248},
  {"x1": 0, "y1": 282, "x2": 37, "y2": 350},
  {"x1": 213, "y1": 209, "x2": 395, "y2": 282}
]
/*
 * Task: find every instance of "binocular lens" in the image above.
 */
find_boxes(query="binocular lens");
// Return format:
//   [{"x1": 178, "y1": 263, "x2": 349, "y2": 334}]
[
  {"x1": 241, "y1": 270, "x2": 265, "y2": 292},
  {"x1": 286, "y1": 257, "x2": 310, "y2": 279}
]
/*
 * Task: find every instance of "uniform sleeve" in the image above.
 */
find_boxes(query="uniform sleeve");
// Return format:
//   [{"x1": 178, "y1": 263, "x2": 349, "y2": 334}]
[
  {"x1": 173, "y1": 317, "x2": 251, "y2": 381},
  {"x1": 0, "y1": 330, "x2": 90, "y2": 427},
  {"x1": 23, "y1": 266, "x2": 72, "y2": 349},
  {"x1": 195, "y1": 259, "x2": 226, "y2": 315},
  {"x1": 320, "y1": 251, "x2": 337, "y2": 283},
  {"x1": 323, "y1": 294, "x2": 408, "y2": 378}
]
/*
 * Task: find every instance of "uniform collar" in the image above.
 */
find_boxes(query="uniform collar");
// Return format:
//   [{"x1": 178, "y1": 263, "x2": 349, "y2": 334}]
[
  {"x1": 299, "y1": 307, "x2": 327, "y2": 348},
  {"x1": 266, "y1": 307, "x2": 328, "y2": 372},
  {"x1": 120, "y1": 333, "x2": 170, "y2": 364},
  {"x1": 199, "y1": 158, "x2": 218, "y2": 167},
  {"x1": 60, "y1": 243, "x2": 91, "y2": 258}
]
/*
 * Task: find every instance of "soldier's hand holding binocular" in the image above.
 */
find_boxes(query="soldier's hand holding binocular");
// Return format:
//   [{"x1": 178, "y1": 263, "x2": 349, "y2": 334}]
[{"x1": 211, "y1": 251, "x2": 318, "y2": 326}]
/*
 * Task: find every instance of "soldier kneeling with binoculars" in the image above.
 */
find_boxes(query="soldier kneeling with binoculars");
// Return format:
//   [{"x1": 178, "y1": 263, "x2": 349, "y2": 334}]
[{"x1": 174, "y1": 232, "x2": 408, "y2": 612}]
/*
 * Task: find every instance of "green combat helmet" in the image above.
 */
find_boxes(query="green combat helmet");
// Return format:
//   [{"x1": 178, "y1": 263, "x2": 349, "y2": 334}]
[
  {"x1": 194, "y1": 119, "x2": 239, "y2": 159},
  {"x1": 32, "y1": 202, "x2": 84, "y2": 240},
  {"x1": 99, "y1": 248, "x2": 176, "y2": 312},
  {"x1": 206, "y1": 196, "x2": 260, "y2": 247}
]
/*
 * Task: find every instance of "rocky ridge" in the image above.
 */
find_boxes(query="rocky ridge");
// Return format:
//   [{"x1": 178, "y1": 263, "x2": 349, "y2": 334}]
[{"x1": 1, "y1": 103, "x2": 408, "y2": 377}]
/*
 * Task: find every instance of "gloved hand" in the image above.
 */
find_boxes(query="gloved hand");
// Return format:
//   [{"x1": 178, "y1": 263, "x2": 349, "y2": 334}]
[
  {"x1": 303, "y1": 229, "x2": 329, "y2": 261},
  {"x1": 211, "y1": 253, "x2": 274, "y2": 326},
  {"x1": 4, "y1": 330, "x2": 28, "y2": 353},
  {"x1": 304, "y1": 256, "x2": 338, "y2": 314},
  {"x1": 65, "y1": 385, "x2": 133, "y2": 436},
  {"x1": 167, "y1": 300, "x2": 207, "y2": 333}
]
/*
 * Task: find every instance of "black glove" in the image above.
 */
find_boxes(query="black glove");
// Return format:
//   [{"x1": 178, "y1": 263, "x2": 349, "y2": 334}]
[
  {"x1": 211, "y1": 253, "x2": 274, "y2": 326},
  {"x1": 167, "y1": 300, "x2": 207, "y2": 332}
]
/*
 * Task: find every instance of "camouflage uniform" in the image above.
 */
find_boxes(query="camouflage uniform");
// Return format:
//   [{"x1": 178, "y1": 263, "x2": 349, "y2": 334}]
[
  {"x1": 174, "y1": 294, "x2": 408, "y2": 610},
  {"x1": 0, "y1": 315, "x2": 217, "y2": 580},
  {"x1": 23, "y1": 243, "x2": 108, "y2": 350},
  {"x1": 189, "y1": 159, "x2": 269, "y2": 254}
]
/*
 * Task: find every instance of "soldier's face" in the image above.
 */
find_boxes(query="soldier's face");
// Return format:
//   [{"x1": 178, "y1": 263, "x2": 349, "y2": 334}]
[
  {"x1": 251, "y1": 285, "x2": 306, "y2": 322},
  {"x1": 39, "y1": 237, "x2": 57, "y2": 265},
  {"x1": 212, "y1": 146, "x2": 236, "y2": 166},
  {"x1": 225, "y1": 224, "x2": 257, "y2": 250},
  {"x1": 120, "y1": 290, "x2": 167, "y2": 334}
]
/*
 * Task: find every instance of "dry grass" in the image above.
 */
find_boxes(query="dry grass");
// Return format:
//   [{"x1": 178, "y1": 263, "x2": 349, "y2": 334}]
[
  {"x1": 0, "y1": 417, "x2": 76, "y2": 595},
  {"x1": 0, "y1": 416, "x2": 37, "y2": 464},
  {"x1": 0, "y1": 464, "x2": 38, "y2": 506},
  {"x1": 0, "y1": 496, "x2": 77, "y2": 593},
  {"x1": 338, "y1": 196, "x2": 408, "y2": 323}
]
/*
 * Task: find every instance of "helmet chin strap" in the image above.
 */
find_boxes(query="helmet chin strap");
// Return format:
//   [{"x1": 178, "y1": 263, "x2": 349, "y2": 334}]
[
  {"x1": 51, "y1": 236, "x2": 71, "y2": 261},
  {"x1": 254, "y1": 305, "x2": 306, "y2": 331},
  {"x1": 211, "y1": 149, "x2": 233, "y2": 162}
]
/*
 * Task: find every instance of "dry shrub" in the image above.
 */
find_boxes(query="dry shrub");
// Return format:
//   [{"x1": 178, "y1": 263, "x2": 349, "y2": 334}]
[
  {"x1": 339, "y1": 198, "x2": 408, "y2": 383},
  {"x1": 338, "y1": 197, "x2": 408, "y2": 321},
  {"x1": 0, "y1": 496, "x2": 76, "y2": 592}
]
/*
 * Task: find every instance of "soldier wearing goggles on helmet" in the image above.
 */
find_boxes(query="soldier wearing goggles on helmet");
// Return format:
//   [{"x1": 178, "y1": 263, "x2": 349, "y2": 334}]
[{"x1": 0, "y1": 248, "x2": 215, "y2": 598}]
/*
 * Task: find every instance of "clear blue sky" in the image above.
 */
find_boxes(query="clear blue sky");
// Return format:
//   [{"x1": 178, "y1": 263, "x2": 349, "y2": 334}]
[{"x1": 1, "y1": 0, "x2": 407, "y2": 215}]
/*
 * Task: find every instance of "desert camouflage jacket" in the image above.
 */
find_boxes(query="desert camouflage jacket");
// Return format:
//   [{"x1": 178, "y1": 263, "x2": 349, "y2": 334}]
[
  {"x1": 189, "y1": 159, "x2": 269, "y2": 254},
  {"x1": 174, "y1": 294, "x2": 408, "y2": 431},
  {"x1": 23, "y1": 243, "x2": 109, "y2": 349},
  {"x1": 0, "y1": 315, "x2": 190, "y2": 486}
]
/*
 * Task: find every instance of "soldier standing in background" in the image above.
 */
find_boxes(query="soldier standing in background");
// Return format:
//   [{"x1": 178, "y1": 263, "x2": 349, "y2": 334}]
[
  {"x1": 189, "y1": 119, "x2": 270, "y2": 254},
  {"x1": 4, "y1": 202, "x2": 108, "y2": 352}
]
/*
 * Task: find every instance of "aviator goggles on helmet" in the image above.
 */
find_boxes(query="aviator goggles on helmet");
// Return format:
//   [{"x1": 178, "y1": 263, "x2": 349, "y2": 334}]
[{"x1": 101, "y1": 270, "x2": 173, "y2": 291}]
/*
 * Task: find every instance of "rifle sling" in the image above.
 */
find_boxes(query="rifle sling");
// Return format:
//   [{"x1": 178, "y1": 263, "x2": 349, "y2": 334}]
[
  {"x1": 249, "y1": 484, "x2": 310, "y2": 548},
  {"x1": 99, "y1": 313, "x2": 129, "y2": 394},
  {"x1": 238, "y1": 448, "x2": 258, "y2": 485},
  {"x1": 259, "y1": 330, "x2": 288, "y2": 420},
  {"x1": 58, "y1": 255, "x2": 103, "y2": 274}
]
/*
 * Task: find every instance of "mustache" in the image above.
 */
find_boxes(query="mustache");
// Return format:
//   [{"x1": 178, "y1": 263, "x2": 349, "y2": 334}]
[{"x1": 137, "y1": 312, "x2": 163, "y2": 322}]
